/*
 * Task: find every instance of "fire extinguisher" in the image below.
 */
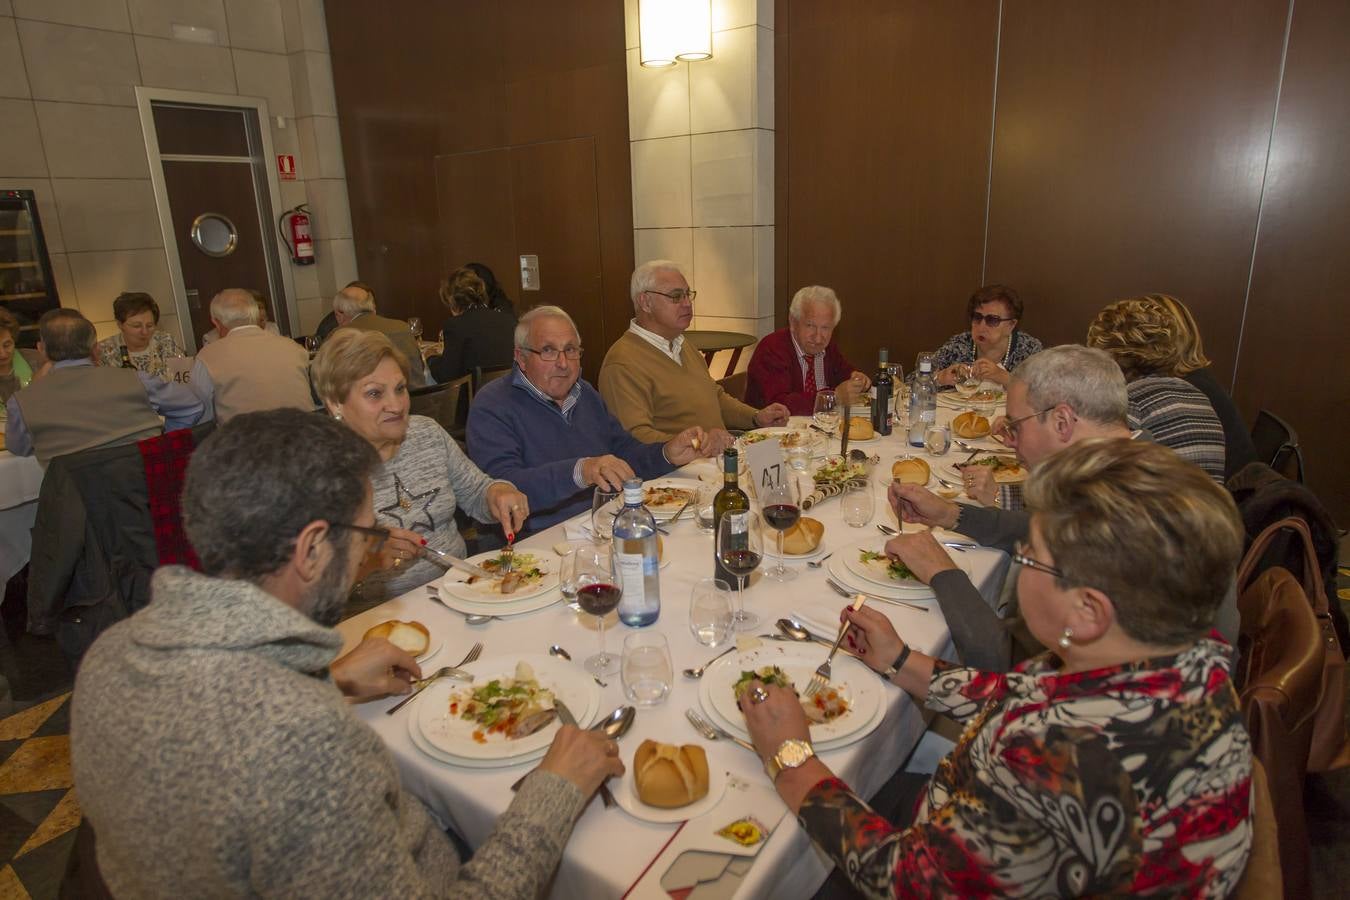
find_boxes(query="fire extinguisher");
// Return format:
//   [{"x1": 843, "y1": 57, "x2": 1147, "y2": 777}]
[{"x1": 279, "y1": 203, "x2": 315, "y2": 265}]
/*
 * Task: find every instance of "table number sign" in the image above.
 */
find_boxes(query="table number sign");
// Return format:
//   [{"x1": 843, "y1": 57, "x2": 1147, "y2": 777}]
[{"x1": 742, "y1": 438, "x2": 786, "y2": 498}]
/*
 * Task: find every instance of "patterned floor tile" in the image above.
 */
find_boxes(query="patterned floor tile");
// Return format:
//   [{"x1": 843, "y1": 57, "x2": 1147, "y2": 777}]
[
  {"x1": 0, "y1": 698, "x2": 67, "y2": 743},
  {"x1": 0, "y1": 793, "x2": 63, "y2": 830},
  {"x1": 0, "y1": 739, "x2": 71, "y2": 796},
  {"x1": 15, "y1": 790, "x2": 79, "y2": 859},
  {"x1": 8, "y1": 828, "x2": 74, "y2": 900},
  {"x1": 0, "y1": 864, "x2": 32, "y2": 899}
]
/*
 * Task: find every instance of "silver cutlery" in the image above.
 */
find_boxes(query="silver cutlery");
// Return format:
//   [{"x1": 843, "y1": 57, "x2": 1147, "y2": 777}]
[
  {"x1": 557, "y1": 699, "x2": 616, "y2": 807},
  {"x1": 548, "y1": 644, "x2": 607, "y2": 687},
  {"x1": 773, "y1": 619, "x2": 861, "y2": 659},
  {"x1": 804, "y1": 596, "x2": 862, "y2": 697},
  {"x1": 667, "y1": 497, "x2": 694, "y2": 525},
  {"x1": 824, "y1": 577, "x2": 929, "y2": 613},
  {"x1": 875, "y1": 523, "x2": 975, "y2": 551},
  {"x1": 417, "y1": 546, "x2": 495, "y2": 579},
  {"x1": 500, "y1": 543, "x2": 515, "y2": 576},
  {"x1": 386, "y1": 641, "x2": 483, "y2": 715},
  {"x1": 510, "y1": 706, "x2": 635, "y2": 793},
  {"x1": 426, "y1": 586, "x2": 494, "y2": 625},
  {"x1": 955, "y1": 440, "x2": 1016, "y2": 456},
  {"x1": 683, "y1": 644, "x2": 739, "y2": 679},
  {"x1": 685, "y1": 708, "x2": 756, "y2": 753},
  {"x1": 806, "y1": 552, "x2": 834, "y2": 569}
]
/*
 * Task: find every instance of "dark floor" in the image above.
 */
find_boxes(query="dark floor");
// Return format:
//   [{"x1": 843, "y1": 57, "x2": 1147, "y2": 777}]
[{"x1": 1, "y1": 554, "x2": 1348, "y2": 898}]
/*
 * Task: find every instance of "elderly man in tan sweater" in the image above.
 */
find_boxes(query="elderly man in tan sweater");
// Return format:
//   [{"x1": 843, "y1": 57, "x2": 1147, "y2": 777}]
[{"x1": 600, "y1": 260, "x2": 789, "y2": 449}]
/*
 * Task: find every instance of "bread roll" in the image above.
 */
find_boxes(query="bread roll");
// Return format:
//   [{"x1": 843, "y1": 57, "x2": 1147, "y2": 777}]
[
  {"x1": 846, "y1": 416, "x2": 874, "y2": 440},
  {"x1": 891, "y1": 457, "x2": 930, "y2": 485},
  {"x1": 363, "y1": 620, "x2": 430, "y2": 656},
  {"x1": 634, "y1": 740, "x2": 710, "y2": 808},
  {"x1": 952, "y1": 411, "x2": 991, "y2": 439},
  {"x1": 780, "y1": 517, "x2": 824, "y2": 555}
]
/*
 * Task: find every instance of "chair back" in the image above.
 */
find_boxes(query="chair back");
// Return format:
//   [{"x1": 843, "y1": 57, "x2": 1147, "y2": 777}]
[
  {"x1": 473, "y1": 365, "x2": 512, "y2": 392},
  {"x1": 1250, "y1": 409, "x2": 1305, "y2": 482},
  {"x1": 1232, "y1": 757, "x2": 1281, "y2": 900},
  {"x1": 718, "y1": 371, "x2": 747, "y2": 402},
  {"x1": 410, "y1": 375, "x2": 472, "y2": 440}
]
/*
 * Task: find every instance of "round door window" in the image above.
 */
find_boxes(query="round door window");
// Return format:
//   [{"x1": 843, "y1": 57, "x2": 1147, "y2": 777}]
[{"x1": 190, "y1": 212, "x2": 238, "y2": 258}]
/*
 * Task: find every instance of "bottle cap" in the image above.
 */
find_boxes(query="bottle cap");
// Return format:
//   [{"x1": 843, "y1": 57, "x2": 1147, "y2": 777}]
[
  {"x1": 622, "y1": 478, "x2": 643, "y2": 505},
  {"x1": 879, "y1": 347, "x2": 889, "y2": 363},
  {"x1": 919, "y1": 359, "x2": 932, "y2": 373}
]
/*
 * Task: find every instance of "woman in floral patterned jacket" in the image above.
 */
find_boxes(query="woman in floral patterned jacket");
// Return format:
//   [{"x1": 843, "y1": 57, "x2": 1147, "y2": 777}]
[{"x1": 740, "y1": 438, "x2": 1252, "y2": 898}]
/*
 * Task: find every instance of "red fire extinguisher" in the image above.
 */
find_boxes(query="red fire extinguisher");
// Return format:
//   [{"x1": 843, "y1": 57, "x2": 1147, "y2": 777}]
[{"x1": 279, "y1": 204, "x2": 315, "y2": 265}]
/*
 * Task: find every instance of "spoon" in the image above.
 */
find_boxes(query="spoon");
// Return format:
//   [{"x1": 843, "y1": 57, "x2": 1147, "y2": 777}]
[
  {"x1": 806, "y1": 552, "x2": 834, "y2": 569},
  {"x1": 549, "y1": 644, "x2": 608, "y2": 687},
  {"x1": 683, "y1": 644, "x2": 740, "y2": 679},
  {"x1": 426, "y1": 586, "x2": 494, "y2": 626}
]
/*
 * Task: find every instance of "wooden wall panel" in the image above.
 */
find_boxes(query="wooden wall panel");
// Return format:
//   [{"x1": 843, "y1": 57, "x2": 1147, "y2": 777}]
[
  {"x1": 779, "y1": 1, "x2": 1000, "y2": 371},
  {"x1": 1236, "y1": 0, "x2": 1350, "y2": 520},
  {"x1": 325, "y1": 0, "x2": 633, "y2": 352},
  {"x1": 984, "y1": 0, "x2": 1288, "y2": 379}
]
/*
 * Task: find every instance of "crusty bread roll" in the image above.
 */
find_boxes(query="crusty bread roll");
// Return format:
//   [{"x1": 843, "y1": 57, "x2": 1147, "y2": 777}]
[
  {"x1": 634, "y1": 740, "x2": 710, "y2": 808},
  {"x1": 363, "y1": 620, "x2": 430, "y2": 656},
  {"x1": 952, "y1": 411, "x2": 991, "y2": 439},
  {"x1": 891, "y1": 457, "x2": 930, "y2": 485},
  {"x1": 780, "y1": 516, "x2": 824, "y2": 555},
  {"x1": 846, "y1": 416, "x2": 874, "y2": 440}
]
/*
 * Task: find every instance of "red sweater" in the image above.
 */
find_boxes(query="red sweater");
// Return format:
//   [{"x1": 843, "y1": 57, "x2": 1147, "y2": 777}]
[{"x1": 744, "y1": 328, "x2": 863, "y2": 415}]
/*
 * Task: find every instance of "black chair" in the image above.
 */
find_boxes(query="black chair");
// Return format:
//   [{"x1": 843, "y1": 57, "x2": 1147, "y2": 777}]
[
  {"x1": 1250, "y1": 410, "x2": 1305, "y2": 483},
  {"x1": 473, "y1": 365, "x2": 512, "y2": 393},
  {"x1": 410, "y1": 375, "x2": 472, "y2": 441}
]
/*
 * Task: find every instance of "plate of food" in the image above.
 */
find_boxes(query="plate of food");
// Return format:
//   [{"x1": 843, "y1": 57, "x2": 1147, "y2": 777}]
[
  {"x1": 698, "y1": 644, "x2": 881, "y2": 747},
  {"x1": 739, "y1": 427, "x2": 817, "y2": 448},
  {"x1": 641, "y1": 478, "x2": 702, "y2": 520},
  {"x1": 440, "y1": 549, "x2": 559, "y2": 603},
  {"x1": 613, "y1": 740, "x2": 729, "y2": 824},
  {"x1": 813, "y1": 456, "x2": 868, "y2": 488},
  {"x1": 416, "y1": 655, "x2": 599, "y2": 762},
  {"x1": 839, "y1": 538, "x2": 974, "y2": 593},
  {"x1": 947, "y1": 454, "x2": 1028, "y2": 484}
]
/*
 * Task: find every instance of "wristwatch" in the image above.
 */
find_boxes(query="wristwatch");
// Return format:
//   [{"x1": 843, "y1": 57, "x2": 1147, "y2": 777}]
[
  {"x1": 765, "y1": 738, "x2": 815, "y2": 782},
  {"x1": 881, "y1": 644, "x2": 912, "y2": 681}
]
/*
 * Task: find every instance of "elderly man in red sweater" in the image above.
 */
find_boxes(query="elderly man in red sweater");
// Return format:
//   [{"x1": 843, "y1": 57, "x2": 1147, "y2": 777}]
[{"x1": 745, "y1": 285, "x2": 871, "y2": 415}]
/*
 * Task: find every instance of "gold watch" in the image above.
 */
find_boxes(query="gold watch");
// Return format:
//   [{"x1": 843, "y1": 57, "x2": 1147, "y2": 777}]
[{"x1": 764, "y1": 738, "x2": 815, "y2": 781}]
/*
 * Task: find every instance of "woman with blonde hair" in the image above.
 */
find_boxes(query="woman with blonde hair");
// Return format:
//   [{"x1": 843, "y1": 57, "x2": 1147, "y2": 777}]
[
  {"x1": 313, "y1": 329, "x2": 528, "y2": 601},
  {"x1": 1087, "y1": 296, "x2": 1226, "y2": 481},
  {"x1": 428, "y1": 266, "x2": 516, "y2": 384},
  {"x1": 1151, "y1": 294, "x2": 1257, "y2": 477}
]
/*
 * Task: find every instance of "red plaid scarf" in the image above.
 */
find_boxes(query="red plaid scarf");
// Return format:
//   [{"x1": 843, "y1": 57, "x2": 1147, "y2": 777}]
[{"x1": 138, "y1": 429, "x2": 201, "y2": 569}]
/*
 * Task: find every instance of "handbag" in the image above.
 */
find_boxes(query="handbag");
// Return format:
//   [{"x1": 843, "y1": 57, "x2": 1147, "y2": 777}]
[{"x1": 1237, "y1": 516, "x2": 1349, "y2": 772}]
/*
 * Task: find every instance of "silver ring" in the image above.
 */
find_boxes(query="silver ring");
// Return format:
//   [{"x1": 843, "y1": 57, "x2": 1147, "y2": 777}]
[
  {"x1": 510, "y1": 504, "x2": 521, "y2": 512},
  {"x1": 749, "y1": 686, "x2": 769, "y2": 705}
]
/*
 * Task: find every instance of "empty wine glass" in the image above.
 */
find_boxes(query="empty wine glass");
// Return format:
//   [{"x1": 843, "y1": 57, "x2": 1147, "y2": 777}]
[
  {"x1": 574, "y1": 547, "x2": 621, "y2": 676},
  {"x1": 716, "y1": 510, "x2": 763, "y2": 630},
  {"x1": 591, "y1": 487, "x2": 620, "y2": 542},
  {"x1": 954, "y1": 363, "x2": 981, "y2": 410},
  {"x1": 689, "y1": 578, "x2": 734, "y2": 647},
  {"x1": 303, "y1": 335, "x2": 319, "y2": 356},
  {"x1": 761, "y1": 479, "x2": 800, "y2": 582},
  {"x1": 408, "y1": 316, "x2": 423, "y2": 341},
  {"x1": 813, "y1": 389, "x2": 840, "y2": 435},
  {"x1": 558, "y1": 547, "x2": 579, "y2": 602}
]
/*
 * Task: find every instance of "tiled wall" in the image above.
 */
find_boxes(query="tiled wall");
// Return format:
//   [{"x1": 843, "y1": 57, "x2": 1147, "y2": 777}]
[
  {"x1": 624, "y1": 0, "x2": 774, "y2": 376},
  {"x1": 0, "y1": 0, "x2": 355, "y2": 345}
]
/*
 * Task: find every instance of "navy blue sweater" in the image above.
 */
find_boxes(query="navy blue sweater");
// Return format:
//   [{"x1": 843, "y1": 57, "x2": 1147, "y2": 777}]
[{"x1": 466, "y1": 373, "x2": 673, "y2": 532}]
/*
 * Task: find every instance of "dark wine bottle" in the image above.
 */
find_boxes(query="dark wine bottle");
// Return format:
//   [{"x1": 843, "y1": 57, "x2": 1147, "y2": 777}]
[
  {"x1": 712, "y1": 448, "x2": 749, "y2": 584},
  {"x1": 873, "y1": 347, "x2": 893, "y2": 435}
]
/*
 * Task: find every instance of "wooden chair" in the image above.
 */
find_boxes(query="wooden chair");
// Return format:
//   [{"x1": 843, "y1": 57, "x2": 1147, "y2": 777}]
[
  {"x1": 1232, "y1": 758, "x2": 1281, "y2": 900},
  {"x1": 1250, "y1": 410, "x2": 1305, "y2": 482},
  {"x1": 473, "y1": 365, "x2": 512, "y2": 393},
  {"x1": 718, "y1": 370, "x2": 748, "y2": 402},
  {"x1": 410, "y1": 375, "x2": 472, "y2": 441}
]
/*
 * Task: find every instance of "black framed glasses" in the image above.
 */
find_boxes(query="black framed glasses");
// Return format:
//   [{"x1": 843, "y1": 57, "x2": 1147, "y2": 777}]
[
  {"x1": 1012, "y1": 541, "x2": 1065, "y2": 579},
  {"x1": 970, "y1": 312, "x2": 1015, "y2": 327},
  {"x1": 330, "y1": 522, "x2": 390, "y2": 550},
  {"x1": 522, "y1": 345, "x2": 583, "y2": 362},
  {"x1": 645, "y1": 288, "x2": 697, "y2": 303}
]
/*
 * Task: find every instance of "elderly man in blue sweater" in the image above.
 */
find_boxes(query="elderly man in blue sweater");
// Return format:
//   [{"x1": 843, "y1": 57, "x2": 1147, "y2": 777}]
[{"x1": 468, "y1": 305, "x2": 713, "y2": 532}]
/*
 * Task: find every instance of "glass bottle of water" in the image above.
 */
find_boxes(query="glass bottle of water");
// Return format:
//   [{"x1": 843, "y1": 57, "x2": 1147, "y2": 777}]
[
  {"x1": 613, "y1": 478, "x2": 661, "y2": 626},
  {"x1": 908, "y1": 358, "x2": 937, "y2": 448}
]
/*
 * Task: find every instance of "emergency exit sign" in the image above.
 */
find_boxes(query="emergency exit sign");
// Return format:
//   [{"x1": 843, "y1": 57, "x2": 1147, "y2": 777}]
[{"x1": 277, "y1": 154, "x2": 296, "y2": 180}]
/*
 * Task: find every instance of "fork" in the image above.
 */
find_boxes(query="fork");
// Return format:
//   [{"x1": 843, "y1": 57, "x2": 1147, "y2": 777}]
[
  {"x1": 385, "y1": 641, "x2": 483, "y2": 715},
  {"x1": 824, "y1": 577, "x2": 929, "y2": 613},
  {"x1": 685, "y1": 709, "x2": 756, "y2": 752},
  {"x1": 804, "y1": 596, "x2": 863, "y2": 698}
]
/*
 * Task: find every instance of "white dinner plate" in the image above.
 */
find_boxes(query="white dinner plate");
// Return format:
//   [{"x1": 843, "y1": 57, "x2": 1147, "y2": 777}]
[
  {"x1": 614, "y1": 763, "x2": 729, "y2": 824},
  {"x1": 440, "y1": 549, "x2": 559, "y2": 603},
  {"x1": 697, "y1": 644, "x2": 881, "y2": 746},
  {"x1": 739, "y1": 428, "x2": 819, "y2": 449},
  {"x1": 641, "y1": 478, "x2": 704, "y2": 519},
  {"x1": 416, "y1": 654, "x2": 599, "y2": 762},
  {"x1": 408, "y1": 713, "x2": 549, "y2": 769},
  {"x1": 700, "y1": 673, "x2": 888, "y2": 755},
  {"x1": 417, "y1": 639, "x2": 444, "y2": 664},
  {"x1": 825, "y1": 553, "x2": 934, "y2": 600},
  {"x1": 840, "y1": 538, "x2": 974, "y2": 593}
]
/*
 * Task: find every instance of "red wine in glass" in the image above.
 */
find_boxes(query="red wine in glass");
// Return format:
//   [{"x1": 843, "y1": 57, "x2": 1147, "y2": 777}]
[
  {"x1": 718, "y1": 549, "x2": 762, "y2": 579},
  {"x1": 577, "y1": 583, "x2": 622, "y2": 616},
  {"x1": 762, "y1": 503, "x2": 801, "y2": 532}
]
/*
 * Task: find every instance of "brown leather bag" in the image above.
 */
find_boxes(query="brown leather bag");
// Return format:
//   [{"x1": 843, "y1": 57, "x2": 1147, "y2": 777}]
[{"x1": 1237, "y1": 517, "x2": 1350, "y2": 772}]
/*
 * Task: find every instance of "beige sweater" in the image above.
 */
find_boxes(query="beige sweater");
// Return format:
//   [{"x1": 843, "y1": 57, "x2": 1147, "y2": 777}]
[{"x1": 599, "y1": 331, "x2": 758, "y2": 441}]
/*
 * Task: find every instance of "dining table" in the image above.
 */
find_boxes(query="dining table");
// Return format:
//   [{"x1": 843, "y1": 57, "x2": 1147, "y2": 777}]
[
  {"x1": 336, "y1": 392, "x2": 1013, "y2": 899},
  {"x1": 0, "y1": 448, "x2": 44, "y2": 584}
]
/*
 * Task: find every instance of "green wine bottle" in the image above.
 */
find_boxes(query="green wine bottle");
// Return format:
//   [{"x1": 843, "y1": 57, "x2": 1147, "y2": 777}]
[{"x1": 712, "y1": 448, "x2": 749, "y2": 584}]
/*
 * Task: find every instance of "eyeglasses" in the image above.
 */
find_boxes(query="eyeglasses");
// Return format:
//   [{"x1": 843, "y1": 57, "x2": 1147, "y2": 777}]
[
  {"x1": 645, "y1": 288, "x2": 697, "y2": 303},
  {"x1": 1003, "y1": 406, "x2": 1058, "y2": 439},
  {"x1": 522, "y1": 345, "x2": 583, "y2": 362},
  {"x1": 1012, "y1": 541, "x2": 1066, "y2": 579},
  {"x1": 970, "y1": 312, "x2": 1015, "y2": 327},
  {"x1": 330, "y1": 522, "x2": 390, "y2": 550}
]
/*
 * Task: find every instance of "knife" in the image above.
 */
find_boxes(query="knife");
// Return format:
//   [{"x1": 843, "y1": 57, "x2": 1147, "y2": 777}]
[
  {"x1": 556, "y1": 700, "x2": 616, "y2": 808},
  {"x1": 417, "y1": 546, "x2": 495, "y2": 579},
  {"x1": 667, "y1": 496, "x2": 694, "y2": 525},
  {"x1": 824, "y1": 577, "x2": 928, "y2": 613},
  {"x1": 385, "y1": 667, "x2": 474, "y2": 715}
]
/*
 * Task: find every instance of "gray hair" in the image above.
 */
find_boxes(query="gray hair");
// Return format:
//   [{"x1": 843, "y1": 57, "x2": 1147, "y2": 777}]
[
  {"x1": 788, "y1": 285, "x2": 841, "y2": 326},
  {"x1": 1014, "y1": 345, "x2": 1128, "y2": 426},
  {"x1": 38, "y1": 308, "x2": 96, "y2": 361},
  {"x1": 333, "y1": 286, "x2": 376, "y2": 317},
  {"x1": 210, "y1": 289, "x2": 262, "y2": 330},
  {"x1": 514, "y1": 305, "x2": 580, "y2": 350},
  {"x1": 630, "y1": 259, "x2": 685, "y2": 307}
]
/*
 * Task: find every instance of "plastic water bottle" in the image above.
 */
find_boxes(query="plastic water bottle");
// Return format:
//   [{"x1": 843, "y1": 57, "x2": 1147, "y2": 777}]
[
  {"x1": 908, "y1": 358, "x2": 937, "y2": 448},
  {"x1": 613, "y1": 478, "x2": 661, "y2": 626}
]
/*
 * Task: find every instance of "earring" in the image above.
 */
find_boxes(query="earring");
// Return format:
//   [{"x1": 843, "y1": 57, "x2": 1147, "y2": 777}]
[
  {"x1": 1058, "y1": 627, "x2": 1073, "y2": 649},
  {"x1": 332, "y1": 412, "x2": 343, "y2": 421}
]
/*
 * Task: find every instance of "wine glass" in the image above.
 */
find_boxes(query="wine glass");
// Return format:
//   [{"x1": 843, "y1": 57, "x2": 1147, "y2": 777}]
[
  {"x1": 812, "y1": 389, "x2": 840, "y2": 435},
  {"x1": 408, "y1": 316, "x2": 423, "y2": 341},
  {"x1": 591, "y1": 487, "x2": 620, "y2": 542},
  {"x1": 574, "y1": 547, "x2": 621, "y2": 676},
  {"x1": 303, "y1": 335, "x2": 319, "y2": 356},
  {"x1": 954, "y1": 363, "x2": 981, "y2": 410},
  {"x1": 761, "y1": 479, "x2": 800, "y2": 582},
  {"x1": 716, "y1": 510, "x2": 763, "y2": 630}
]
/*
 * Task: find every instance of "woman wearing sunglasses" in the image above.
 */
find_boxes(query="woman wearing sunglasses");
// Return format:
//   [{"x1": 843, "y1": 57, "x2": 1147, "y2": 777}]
[
  {"x1": 738, "y1": 438, "x2": 1251, "y2": 898},
  {"x1": 931, "y1": 284, "x2": 1043, "y2": 387}
]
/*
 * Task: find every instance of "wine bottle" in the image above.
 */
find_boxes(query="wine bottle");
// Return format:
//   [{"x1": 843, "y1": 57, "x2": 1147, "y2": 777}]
[
  {"x1": 118, "y1": 345, "x2": 134, "y2": 369},
  {"x1": 712, "y1": 449, "x2": 749, "y2": 585},
  {"x1": 613, "y1": 479, "x2": 660, "y2": 626},
  {"x1": 873, "y1": 347, "x2": 893, "y2": 436}
]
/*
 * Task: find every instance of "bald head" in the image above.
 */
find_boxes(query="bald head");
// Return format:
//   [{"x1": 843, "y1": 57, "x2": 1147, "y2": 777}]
[
  {"x1": 210, "y1": 289, "x2": 262, "y2": 335},
  {"x1": 333, "y1": 285, "x2": 376, "y2": 324},
  {"x1": 38, "y1": 308, "x2": 96, "y2": 361}
]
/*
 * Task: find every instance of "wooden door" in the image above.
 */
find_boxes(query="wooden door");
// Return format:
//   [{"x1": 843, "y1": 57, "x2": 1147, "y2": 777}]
[{"x1": 434, "y1": 137, "x2": 605, "y2": 382}]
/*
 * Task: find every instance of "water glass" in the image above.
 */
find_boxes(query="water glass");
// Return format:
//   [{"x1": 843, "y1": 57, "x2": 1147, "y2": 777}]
[
  {"x1": 621, "y1": 632, "x2": 673, "y2": 707},
  {"x1": 841, "y1": 482, "x2": 875, "y2": 527},
  {"x1": 689, "y1": 578, "x2": 734, "y2": 647},
  {"x1": 924, "y1": 423, "x2": 952, "y2": 456},
  {"x1": 692, "y1": 482, "x2": 718, "y2": 532},
  {"x1": 785, "y1": 442, "x2": 813, "y2": 472},
  {"x1": 408, "y1": 316, "x2": 423, "y2": 340},
  {"x1": 591, "y1": 488, "x2": 621, "y2": 541},
  {"x1": 558, "y1": 547, "x2": 579, "y2": 601}
]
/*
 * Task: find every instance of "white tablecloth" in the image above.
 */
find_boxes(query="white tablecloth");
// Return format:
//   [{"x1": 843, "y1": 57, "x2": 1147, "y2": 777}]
[
  {"x1": 0, "y1": 450, "x2": 43, "y2": 583},
  {"x1": 337, "y1": 402, "x2": 1010, "y2": 899}
]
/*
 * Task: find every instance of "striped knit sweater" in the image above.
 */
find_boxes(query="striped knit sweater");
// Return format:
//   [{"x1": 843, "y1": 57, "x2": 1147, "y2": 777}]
[{"x1": 1126, "y1": 376, "x2": 1226, "y2": 482}]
